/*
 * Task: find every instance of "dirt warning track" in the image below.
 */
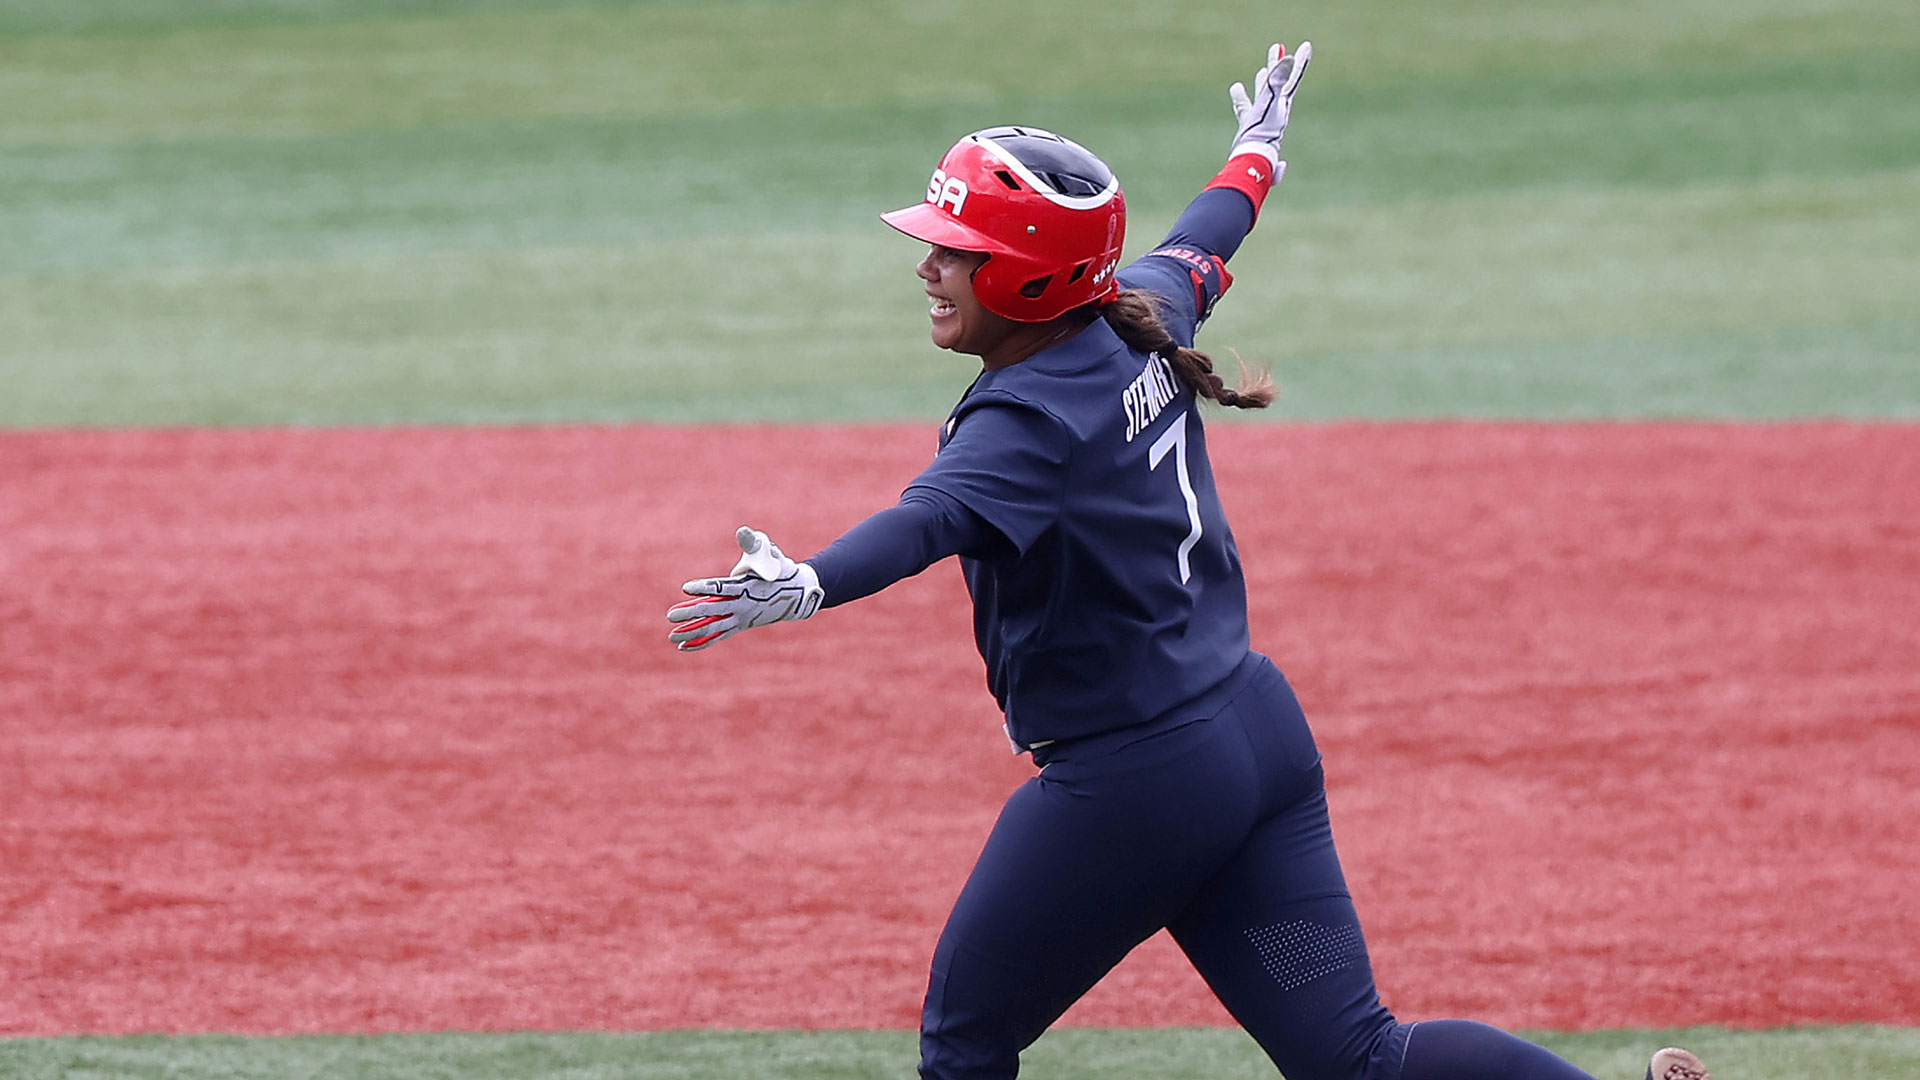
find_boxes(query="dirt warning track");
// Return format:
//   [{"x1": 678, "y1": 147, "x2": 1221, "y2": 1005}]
[{"x1": 1, "y1": 423, "x2": 1915, "y2": 1035}]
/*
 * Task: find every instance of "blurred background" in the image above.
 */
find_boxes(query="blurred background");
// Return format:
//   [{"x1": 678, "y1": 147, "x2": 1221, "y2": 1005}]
[{"x1": 3, "y1": 0, "x2": 1916, "y2": 427}]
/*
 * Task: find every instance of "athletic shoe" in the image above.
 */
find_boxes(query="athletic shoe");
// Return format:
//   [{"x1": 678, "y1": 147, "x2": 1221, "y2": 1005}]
[{"x1": 1646, "y1": 1047, "x2": 1711, "y2": 1080}]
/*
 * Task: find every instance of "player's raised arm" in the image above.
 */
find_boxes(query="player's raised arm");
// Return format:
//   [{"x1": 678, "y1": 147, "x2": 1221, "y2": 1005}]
[
  {"x1": 1102, "y1": 40, "x2": 1310, "y2": 410},
  {"x1": 1138, "y1": 40, "x2": 1312, "y2": 276},
  {"x1": 1220, "y1": 41, "x2": 1311, "y2": 218}
]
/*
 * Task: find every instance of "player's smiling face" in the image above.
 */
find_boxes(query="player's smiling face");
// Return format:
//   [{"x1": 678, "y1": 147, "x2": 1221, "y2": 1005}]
[{"x1": 917, "y1": 244, "x2": 1012, "y2": 357}]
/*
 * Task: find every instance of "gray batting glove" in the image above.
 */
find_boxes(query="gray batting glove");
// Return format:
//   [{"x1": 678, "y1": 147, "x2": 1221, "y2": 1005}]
[
  {"x1": 1228, "y1": 41, "x2": 1312, "y2": 174},
  {"x1": 667, "y1": 526, "x2": 824, "y2": 651}
]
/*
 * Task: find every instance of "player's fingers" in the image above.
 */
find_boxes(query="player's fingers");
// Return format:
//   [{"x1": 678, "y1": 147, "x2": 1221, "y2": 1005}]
[
  {"x1": 1285, "y1": 42, "x2": 1311, "y2": 93},
  {"x1": 667, "y1": 596, "x2": 731, "y2": 622},
  {"x1": 1273, "y1": 160, "x2": 1288, "y2": 186},
  {"x1": 1269, "y1": 42, "x2": 1284, "y2": 66},
  {"x1": 1228, "y1": 80, "x2": 1259, "y2": 123},
  {"x1": 670, "y1": 613, "x2": 727, "y2": 634},
  {"x1": 1269, "y1": 55, "x2": 1295, "y2": 93},
  {"x1": 669, "y1": 613, "x2": 736, "y2": 646},
  {"x1": 732, "y1": 526, "x2": 793, "y2": 581},
  {"x1": 681, "y1": 576, "x2": 746, "y2": 598},
  {"x1": 667, "y1": 617, "x2": 730, "y2": 646},
  {"x1": 668, "y1": 595, "x2": 725, "y2": 612},
  {"x1": 674, "y1": 623, "x2": 737, "y2": 651}
]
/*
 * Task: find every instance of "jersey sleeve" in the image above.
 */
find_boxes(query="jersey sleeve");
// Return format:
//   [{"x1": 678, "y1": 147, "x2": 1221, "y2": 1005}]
[
  {"x1": 904, "y1": 399, "x2": 1068, "y2": 558},
  {"x1": 804, "y1": 488, "x2": 1001, "y2": 609}
]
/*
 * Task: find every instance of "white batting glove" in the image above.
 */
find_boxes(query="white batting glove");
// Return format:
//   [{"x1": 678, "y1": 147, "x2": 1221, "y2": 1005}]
[
  {"x1": 1228, "y1": 41, "x2": 1312, "y2": 174},
  {"x1": 667, "y1": 526, "x2": 824, "y2": 652}
]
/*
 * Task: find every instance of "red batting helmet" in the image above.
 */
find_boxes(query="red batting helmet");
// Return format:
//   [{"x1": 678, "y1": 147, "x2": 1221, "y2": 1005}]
[{"x1": 881, "y1": 126, "x2": 1127, "y2": 323}]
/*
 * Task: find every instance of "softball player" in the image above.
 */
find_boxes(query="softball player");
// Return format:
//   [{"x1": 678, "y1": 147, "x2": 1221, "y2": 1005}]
[{"x1": 668, "y1": 41, "x2": 1711, "y2": 1080}]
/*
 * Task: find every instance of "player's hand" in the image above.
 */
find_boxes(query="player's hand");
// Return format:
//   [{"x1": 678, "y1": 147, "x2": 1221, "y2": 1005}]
[
  {"x1": 1228, "y1": 40, "x2": 1312, "y2": 173},
  {"x1": 667, "y1": 526, "x2": 824, "y2": 651}
]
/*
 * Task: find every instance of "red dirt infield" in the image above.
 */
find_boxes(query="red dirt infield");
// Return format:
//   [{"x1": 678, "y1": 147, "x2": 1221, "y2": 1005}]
[{"x1": 1, "y1": 422, "x2": 1916, "y2": 1036}]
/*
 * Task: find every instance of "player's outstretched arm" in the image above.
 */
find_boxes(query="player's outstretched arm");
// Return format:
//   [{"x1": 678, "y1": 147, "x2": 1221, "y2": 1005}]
[
  {"x1": 667, "y1": 484, "x2": 1005, "y2": 652},
  {"x1": 667, "y1": 526, "x2": 823, "y2": 652}
]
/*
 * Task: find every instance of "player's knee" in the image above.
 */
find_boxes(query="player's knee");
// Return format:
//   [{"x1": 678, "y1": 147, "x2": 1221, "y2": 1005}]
[{"x1": 1258, "y1": 1008, "x2": 1407, "y2": 1080}]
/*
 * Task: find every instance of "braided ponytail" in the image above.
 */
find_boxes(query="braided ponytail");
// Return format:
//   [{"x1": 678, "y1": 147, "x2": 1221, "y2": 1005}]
[{"x1": 1100, "y1": 290, "x2": 1274, "y2": 409}]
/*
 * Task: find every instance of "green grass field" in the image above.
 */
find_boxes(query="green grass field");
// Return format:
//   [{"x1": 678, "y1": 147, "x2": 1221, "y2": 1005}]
[
  {"x1": 3, "y1": 0, "x2": 1917, "y2": 424},
  {"x1": 6, "y1": 1028, "x2": 1920, "y2": 1080},
  {"x1": 4, "y1": 0, "x2": 1918, "y2": 1075}
]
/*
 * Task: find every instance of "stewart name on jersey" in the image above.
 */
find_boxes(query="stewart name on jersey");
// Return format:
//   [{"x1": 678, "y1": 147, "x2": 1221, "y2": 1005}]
[{"x1": 1123, "y1": 354, "x2": 1180, "y2": 443}]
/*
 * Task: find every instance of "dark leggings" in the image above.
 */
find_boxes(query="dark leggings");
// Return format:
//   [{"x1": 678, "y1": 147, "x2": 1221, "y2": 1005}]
[{"x1": 919, "y1": 657, "x2": 1598, "y2": 1080}]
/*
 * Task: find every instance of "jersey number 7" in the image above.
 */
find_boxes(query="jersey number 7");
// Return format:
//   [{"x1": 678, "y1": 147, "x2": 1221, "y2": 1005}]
[{"x1": 1148, "y1": 412, "x2": 1203, "y2": 584}]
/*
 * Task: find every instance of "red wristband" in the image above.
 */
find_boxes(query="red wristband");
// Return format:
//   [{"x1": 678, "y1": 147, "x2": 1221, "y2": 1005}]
[{"x1": 1204, "y1": 152, "x2": 1277, "y2": 217}]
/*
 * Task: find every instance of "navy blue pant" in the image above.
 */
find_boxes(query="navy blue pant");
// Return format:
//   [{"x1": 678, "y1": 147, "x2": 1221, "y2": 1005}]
[{"x1": 919, "y1": 656, "x2": 1599, "y2": 1080}]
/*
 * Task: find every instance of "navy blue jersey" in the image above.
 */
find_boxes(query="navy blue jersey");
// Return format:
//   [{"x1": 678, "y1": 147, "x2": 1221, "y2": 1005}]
[{"x1": 905, "y1": 246, "x2": 1248, "y2": 750}]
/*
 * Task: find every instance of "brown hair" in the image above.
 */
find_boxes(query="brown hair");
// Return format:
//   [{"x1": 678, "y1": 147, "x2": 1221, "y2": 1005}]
[{"x1": 1099, "y1": 289, "x2": 1274, "y2": 409}]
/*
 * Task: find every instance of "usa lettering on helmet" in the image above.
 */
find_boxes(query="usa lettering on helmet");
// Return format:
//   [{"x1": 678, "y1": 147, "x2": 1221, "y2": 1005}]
[{"x1": 926, "y1": 168, "x2": 969, "y2": 217}]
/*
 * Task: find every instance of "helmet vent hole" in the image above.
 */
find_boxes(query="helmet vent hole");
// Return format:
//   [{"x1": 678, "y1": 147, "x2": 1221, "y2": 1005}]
[
  {"x1": 1066, "y1": 262, "x2": 1088, "y2": 285},
  {"x1": 1019, "y1": 276, "x2": 1052, "y2": 299},
  {"x1": 1040, "y1": 171, "x2": 1103, "y2": 197},
  {"x1": 993, "y1": 170, "x2": 1022, "y2": 190}
]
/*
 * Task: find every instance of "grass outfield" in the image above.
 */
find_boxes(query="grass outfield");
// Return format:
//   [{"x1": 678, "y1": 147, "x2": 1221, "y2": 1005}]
[
  {"x1": 4, "y1": 1028, "x2": 1919, "y2": 1080},
  {"x1": 3, "y1": 0, "x2": 1918, "y2": 423}
]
